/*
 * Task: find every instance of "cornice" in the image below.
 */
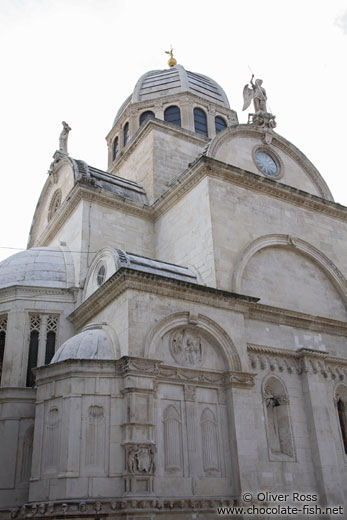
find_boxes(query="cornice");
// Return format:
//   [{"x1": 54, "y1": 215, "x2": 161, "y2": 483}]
[
  {"x1": 67, "y1": 268, "x2": 259, "y2": 329},
  {"x1": 245, "y1": 302, "x2": 347, "y2": 335},
  {"x1": 150, "y1": 156, "x2": 347, "y2": 221},
  {"x1": 33, "y1": 153, "x2": 347, "y2": 249},
  {"x1": 67, "y1": 267, "x2": 347, "y2": 337},
  {"x1": 0, "y1": 285, "x2": 78, "y2": 304}
]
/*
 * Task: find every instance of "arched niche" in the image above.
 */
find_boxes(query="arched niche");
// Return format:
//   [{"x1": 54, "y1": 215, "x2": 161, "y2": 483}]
[
  {"x1": 232, "y1": 234, "x2": 347, "y2": 320},
  {"x1": 335, "y1": 384, "x2": 347, "y2": 456},
  {"x1": 144, "y1": 312, "x2": 241, "y2": 371},
  {"x1": 262, "y1": 375, "x2": 295, "y2": 461}
]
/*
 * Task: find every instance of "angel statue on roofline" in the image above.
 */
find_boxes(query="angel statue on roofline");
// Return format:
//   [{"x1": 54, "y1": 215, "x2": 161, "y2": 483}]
[{"x1": 243, "y1": 75, "x2": 267, "y2": 113}]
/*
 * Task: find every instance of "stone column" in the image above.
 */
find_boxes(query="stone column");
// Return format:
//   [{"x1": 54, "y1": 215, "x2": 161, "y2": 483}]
[
  {"x1": 224, "y1": 371, "x2": 258, "y2": 499},
  {"x1": 207, "y1": 105, "x2": 216, "y2": 140},
  {"x1": 119, "y1": 357, "x2": 160, "y2": 496},
  {"x1": 2, "y1": 310, "x2": 27, "y2": 387},
  {"x1": 299, "y1": 350, "x2": 344, "y2": 508}
]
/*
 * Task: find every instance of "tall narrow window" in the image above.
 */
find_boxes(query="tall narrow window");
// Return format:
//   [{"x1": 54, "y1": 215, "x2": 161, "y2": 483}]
[
  {"x1": 45, "y1": 315, "x2": 58, "y2": 365},
  {"x1": 164, "y1": 106, "x2": 181, "y2": 127},
  {"x1": 215, "y1": 116, "x2": 227, "y2": 134},
  {"x1": 0, "y1": 315, "x2": 7, "y2": 384},
  {"x1": 26, "y1": 315, "x2": 41, "y2": 387},
  {"x1": 112, "y1": 137, "x2": 119, "y2": 161},
  {"x1": 194, "y1": 108, "x2": 208, "y2": 136},
  {"x1": 123, "y1": 122, "x2": 129, "y2": 146},
  {"x1": 140, "y1": 111, "x2": 155, "y2": 126},
  {"x1": 337, "y1": 398, "x2": 347, "y2": 454}
]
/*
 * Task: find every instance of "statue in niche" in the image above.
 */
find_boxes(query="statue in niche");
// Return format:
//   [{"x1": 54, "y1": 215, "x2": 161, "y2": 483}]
[
  {"x1": 243, "y1": 75, "x2": 267, "y2": 113},
  {"x1": 170, "y1": 329, "x2": 203, "y2": 366},
  {"x1": 59, "y1": 121, "x2": 71, "y2": 154}
]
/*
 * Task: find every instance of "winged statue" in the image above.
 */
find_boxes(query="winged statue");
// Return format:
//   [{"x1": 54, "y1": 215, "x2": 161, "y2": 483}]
[{"x1": 243, "y1": 75, "x2": 267, "y2": 113}]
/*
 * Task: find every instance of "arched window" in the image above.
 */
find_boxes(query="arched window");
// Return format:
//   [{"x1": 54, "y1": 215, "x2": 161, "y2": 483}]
[
  {"x1": 112, "y1": 137, "x2": 119, "y2": 161},
  {"x1": 44, "y1": 315, "x2": 58, "y2": 365},
  {"x1": 194, "y1": 108, "x2": 208, "y2": 136},
  {"x1": 140, "y1": 111, "x2": 155, "y2": 126},
  {"x1": 164, "y1": 106, "x2": 181, "y2": 127},
  {"x1": 123, "y1": 122, "x2": 129, "y2": 146},
  {"x1": 215, "y1": 116, "x2": 227, "y2": 134},
  {"x1": 26, "y1": 316, "x2": 41, "y2": 387}
]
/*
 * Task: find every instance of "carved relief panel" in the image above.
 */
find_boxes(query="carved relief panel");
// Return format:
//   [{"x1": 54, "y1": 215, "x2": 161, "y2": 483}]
[{"x1": 157, "y1": 324, "x2": 226, "y2": 371}]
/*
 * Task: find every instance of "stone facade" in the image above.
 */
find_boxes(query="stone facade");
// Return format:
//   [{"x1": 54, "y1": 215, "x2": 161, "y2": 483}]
[{"x1": 0, "y1": 63, "x2": 347, "y2": 519}]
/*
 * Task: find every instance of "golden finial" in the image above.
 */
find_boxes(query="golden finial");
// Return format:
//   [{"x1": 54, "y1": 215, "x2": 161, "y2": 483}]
[{"x1": 165, "y1": 46, "x2": 177, "y2": 67}]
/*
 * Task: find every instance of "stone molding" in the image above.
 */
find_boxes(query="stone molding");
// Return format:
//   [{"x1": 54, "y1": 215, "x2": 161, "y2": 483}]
[
  {"x1": 232, "y1": 233, "x2": 347, "y2": 304},
  {"x1": 35, "y1": 356, "x2": 255, "y2": 391},
  {"x1": 66, "y1": 266, "x2": 347, "y2": 337},
  {"x1": 248, "y1": 343, "x2": 347, "y2": 379},
  {"x1": 32, "y1": 155, "x2": 347, "y2": 249},
  {"x1": 0, "y1": 285, "x2": 77, "y2": 303},
  {"x1": 67, "y1": 268, "x2": 257, "y2": 330},
  {"x1": 245, "y1": 301, "x2": 347, "y2": 336}
]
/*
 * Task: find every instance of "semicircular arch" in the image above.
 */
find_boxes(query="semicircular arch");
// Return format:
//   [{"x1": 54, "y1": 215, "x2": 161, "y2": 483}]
[
  {"x1": 232, "y1": 234, "x2": 347, "y2": 309},
  {"x1": 144, "y1": 311, "x2": 241, "y2": 371}
]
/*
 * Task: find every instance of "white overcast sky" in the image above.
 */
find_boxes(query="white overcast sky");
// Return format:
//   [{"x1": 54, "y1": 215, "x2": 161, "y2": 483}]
[{"x1": 1, "y1": 0, "x2": 347, "y2": 262}]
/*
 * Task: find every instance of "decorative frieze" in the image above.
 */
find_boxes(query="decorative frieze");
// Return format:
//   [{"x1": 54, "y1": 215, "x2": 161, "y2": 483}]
[
  {"x1": 9, "y1": 497, "x2": 235, "y2": 518},
  {"x1": 248, "y1": 343, "x2": 347, "y2": 380}
]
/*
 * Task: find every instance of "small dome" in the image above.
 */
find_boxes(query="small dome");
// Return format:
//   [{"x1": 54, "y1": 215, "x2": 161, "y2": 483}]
[
  {"x1": 114, "y1": 64, "x2": 230, "y2": 124},
  {"x1": 0, "y1": 247, "x2": 75, "y2": 289},
  {"x1": 51, "y1": 325, "x2": 115, "y2": 363}
]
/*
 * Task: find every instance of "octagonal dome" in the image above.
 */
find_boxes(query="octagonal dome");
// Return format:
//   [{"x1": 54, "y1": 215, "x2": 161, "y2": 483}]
[
  {"x1": 114, "y1": 64, "x2": 230, "y2": 124},
  {"x1": 0, "y1": 247, "x2": 75, "y2": 289},
  {"x1": 51, "y1": 324, "x2": 115, "y2": 362}
]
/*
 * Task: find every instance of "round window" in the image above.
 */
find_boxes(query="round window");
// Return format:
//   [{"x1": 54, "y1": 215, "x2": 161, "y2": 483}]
[
  {"x1": 96, "y1": 265, "x2": 106, "y2": 286},
  {"x1": 255, "y1": 150, "x2": 278, "y2": 176}
]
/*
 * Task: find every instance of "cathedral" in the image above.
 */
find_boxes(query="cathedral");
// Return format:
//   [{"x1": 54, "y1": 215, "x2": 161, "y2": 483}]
[{"x1": 1, "y1": 53, "x2": 347, "y2": 519}]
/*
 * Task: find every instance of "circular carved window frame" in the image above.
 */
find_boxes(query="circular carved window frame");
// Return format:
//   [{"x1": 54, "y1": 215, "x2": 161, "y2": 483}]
[
  {"x1": 252, "y1": 145, "x2": 284, "y2": 180},
  {"x1": 95, "y1": 262, "x2": 107, "y2": 287},
  {"x1": 48, "y1": 189, "x2": 62, "y2": 221}
]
